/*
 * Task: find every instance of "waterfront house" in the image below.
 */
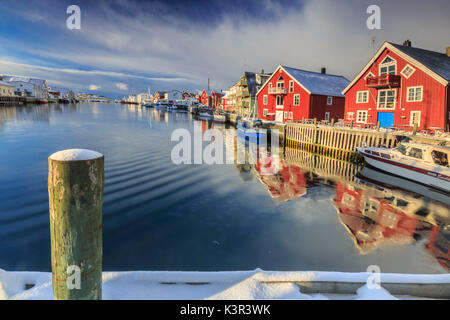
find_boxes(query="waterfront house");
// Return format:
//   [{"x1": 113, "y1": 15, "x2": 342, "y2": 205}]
[
  {"x1": 154, "y1": 91, "x2": 168, "y2": 103},
  {"x1": 222, "y1": 71, "x2": 270, "y2": 116},
  {"x1": 199, "y1": 89, "x2": 223, "y2": 108},
  {"x1": 1, "y1": 76, "x2": 48, "y2": 99},
  {"x1": 0, "y1": 81, "x2": 15, "y2": 97},
  {"x1": 342, "y1": 41, "x2": 450, "y2": 132},
  {"x1": 257, "y1": 66, "x2": 349, "y2": 123}
]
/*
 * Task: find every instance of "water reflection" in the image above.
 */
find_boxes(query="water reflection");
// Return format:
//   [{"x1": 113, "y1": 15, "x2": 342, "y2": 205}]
[{"x1": 235, "y1": 141, "x2": 450, "y2": 270}]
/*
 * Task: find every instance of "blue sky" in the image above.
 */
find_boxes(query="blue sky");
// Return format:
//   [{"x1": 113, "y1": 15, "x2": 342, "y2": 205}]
[{"x1": 0, "y1": 0, "x2": 449, "y2": 98}]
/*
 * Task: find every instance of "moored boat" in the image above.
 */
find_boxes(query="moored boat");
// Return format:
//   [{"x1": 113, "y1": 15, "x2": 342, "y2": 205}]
[
  {"x1": 213, "y1": 114, "x2": 226, "y2": 123},
  {"x1": 357, "y1": 142, "x2": 450, "y2": 192},
  {"x1": 237, "y1": 119, "x2": 266, "y2": 143}
]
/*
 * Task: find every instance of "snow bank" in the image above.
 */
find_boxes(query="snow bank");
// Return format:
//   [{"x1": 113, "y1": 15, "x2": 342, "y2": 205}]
[
  {"x1": 49, "y1": 149, "x2": 103, "y2": 161},
  {"x1": 0, "y1": 268, "x2": 448, "y2": 300}
]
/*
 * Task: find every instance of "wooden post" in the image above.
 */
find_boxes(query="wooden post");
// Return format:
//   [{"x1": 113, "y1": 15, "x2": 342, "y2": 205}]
[
  {"x1": 48, "y1": 149, "x2": 104, "y2": 300},
  {"x1": 413, "y1": 123, "x2": 418, "y2": 135},
  {"x1": 313, "y1": 118, "x2": 317, "y2": 126},
  {"x1": 331, "y1": 119, "x2": 335, "y2": 127},
  {"x1": 376, "y1": 121, "x2": 380, "y2": 132},
  {"x1": 350, "y1": 120, "x2": 354, "y2": 129}
]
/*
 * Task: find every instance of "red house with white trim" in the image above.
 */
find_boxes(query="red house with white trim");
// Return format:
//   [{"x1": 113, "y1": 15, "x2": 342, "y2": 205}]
[
  {"x1": 199, "y1": 89, "x2": 224, "y2": 108},
  {"x1": 257, "y1": 65, "x2": 349, "y2": 123},
  {"x1": 342, "y1": 41, "x2": 450, "y2": 132}
]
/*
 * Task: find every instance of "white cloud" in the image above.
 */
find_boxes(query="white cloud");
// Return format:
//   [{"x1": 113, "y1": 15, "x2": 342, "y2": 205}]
[
  {"x1": 115, "y1": 82, "x2": 128, "y2": 90},
  {"x1": 89, "y1": 84, "x2": 101, "y2": 90}
]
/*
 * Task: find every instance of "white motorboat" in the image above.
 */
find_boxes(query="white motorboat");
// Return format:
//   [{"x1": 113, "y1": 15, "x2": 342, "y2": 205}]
[
  {"x1": 213, "y1": 114, "x2": 226, "y2": 123},
  {"x1": 198, "y1": 112, "x2": 214, "y2": 119},
  {"x1": 357, "y1": 141, "x2": 450, "y2": 192}
]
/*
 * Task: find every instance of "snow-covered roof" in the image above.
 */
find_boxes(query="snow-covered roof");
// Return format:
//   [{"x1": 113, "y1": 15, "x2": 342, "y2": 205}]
[
  {"x1": 282, "y1": 66, "x2": 350, "y2": 97},
  {"x1": 0, "y1": 81, "x2": 14, "y2": 87},
  {"x1": 388, "y1": 42, "x2": 450, "y2": 81},
  {"x1": 1, "y1": 76, "x2": 46, "y2": 87}
]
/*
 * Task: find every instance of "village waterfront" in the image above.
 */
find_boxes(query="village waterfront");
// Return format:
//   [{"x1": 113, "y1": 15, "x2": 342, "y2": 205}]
[{"x1": 0, "y1": 103, "x2": 448, "y2": 275}]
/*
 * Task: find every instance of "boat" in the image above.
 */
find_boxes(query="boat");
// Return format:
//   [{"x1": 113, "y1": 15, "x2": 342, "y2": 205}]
[
  {"x1": 357, "y1": 141, "x2": 450, "y2": 192},
  {"x1": 198, "y1": 112, "x2": 214, "y2": 120},
  {"x1": 236, "y1": 119, "x2": 266, "y2": 143},
  {"x1": 213, "y1": 114, "x2": 226, "y2": 123}
]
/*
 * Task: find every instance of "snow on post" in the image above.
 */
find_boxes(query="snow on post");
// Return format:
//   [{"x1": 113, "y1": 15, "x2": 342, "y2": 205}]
[{"x1": 48, "y1": 149, "x2": 104, "y2": 300}]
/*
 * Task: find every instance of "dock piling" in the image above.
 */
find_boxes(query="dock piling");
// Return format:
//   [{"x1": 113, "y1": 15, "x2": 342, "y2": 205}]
[{"x1": 48, "y1": 149, "x2": 104, "y2": 300}]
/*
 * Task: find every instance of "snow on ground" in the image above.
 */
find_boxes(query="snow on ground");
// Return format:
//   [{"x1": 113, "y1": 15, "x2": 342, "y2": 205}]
[{"x1": 1, "y1": 268, "x2": 449, "y2": 300}]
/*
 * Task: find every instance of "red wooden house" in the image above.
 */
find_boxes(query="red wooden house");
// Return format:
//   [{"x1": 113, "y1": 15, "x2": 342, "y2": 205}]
[
  {"x1": 256, "y1": 66, "x2": 349, "y2": 123},
  {"x1": 199, "y1": 89, "x2": 224, "y2": 108},
  {"x1": 342, "y1": 42, "x2": 450, "y2": 132}
]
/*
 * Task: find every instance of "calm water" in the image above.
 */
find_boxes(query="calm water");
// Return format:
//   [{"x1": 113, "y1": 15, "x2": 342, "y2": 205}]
[{"x1": 0, "y1": 103, "x2": 448, "y2": 273}]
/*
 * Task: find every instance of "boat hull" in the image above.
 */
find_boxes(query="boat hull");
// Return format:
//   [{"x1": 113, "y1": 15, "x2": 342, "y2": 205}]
[{"x1": 359, "y1": 149, "x2": 450, "y2": 192}]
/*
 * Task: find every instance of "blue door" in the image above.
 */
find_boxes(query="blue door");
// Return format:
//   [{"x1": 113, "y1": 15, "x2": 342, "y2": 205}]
[{"x1": 377, "y1": 112, "x2": 395, "y2": 128}]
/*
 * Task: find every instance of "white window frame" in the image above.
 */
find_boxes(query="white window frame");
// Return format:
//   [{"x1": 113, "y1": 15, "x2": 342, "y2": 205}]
[
  {"x1": 289, "y1": 111, "x2": 293, "y2": 119},
  {"x1": 263, "y1": 109, "x2": 268, "y2": 116},
  {"x1": 263, "y1": 95, "x2": 268, "y2": 105},
  {"x1": 289, "y1": 80, "x2": 294, "y2": 93},
  {"x1": 347, "y1": 112, "x2": 354, "y2": 121},
  {"x1": 379, "y1": 55, "x2": 397, "y2": 76},
  {"x1": 324, "y1": 112, "x2": 330, "y2": 121},
  {"x1": 327, "y1": 96, "x2": 333, "y2": 105},
  {"x1": 276, "y1": 95, "x2": 284, "y2": 108},
  {"x1": 364, "y1": 72, "x2": 375, "y2": 79},
  {"x1": 410, "y1": 111, "x2": 421, "y2": 127},
  {"x1": 357, "y1": 110, "x2": 368, "y2": 123},
  {"x1": 400, "y1": 64, "x2": 416, "y2": 79},
  {"x1": 406, "y1": 86, "x2": 423, "y2": 102},
  {"x1": 356, "y1": 91, "x2": 369, "y2": 103},
  {"x1": 284, "y1": 111, "x2": 288, "y2": 119},
  {"x1": 377, "y1": 89, "x2": 396, "y2": 110},
  {"x1": 293, "y1": 94, "x2": 300, "y2": 106}
]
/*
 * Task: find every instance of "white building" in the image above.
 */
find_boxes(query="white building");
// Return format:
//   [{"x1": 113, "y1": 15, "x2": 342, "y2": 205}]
[
  {"x1": 0, "y1": 81, "x2": 14, "y2": 97},
  {"x1": 1, "y1": 76, "x2": 48, "y2": 99}
]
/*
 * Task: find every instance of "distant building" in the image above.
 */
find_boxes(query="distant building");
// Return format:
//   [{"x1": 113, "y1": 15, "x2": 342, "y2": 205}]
[
  {"x1": 343, "y1": 41, "x2": 450, "y2": 132},
  {"x1": 199, "y1": 89, "x2": 223, "y2": 108},
  {"x1": 1, "y1": 76, "x2": 48, "y2": 99},
  {"x1": 257, "y1": 66, "x2": 349, "y2": 123},
  {"x1": 77, "y1": 93, "x2": 110, "y2": 102},
  {"x1": 223, "y1": 71, "x2": 270, "y2": 116},
  {"x1": 154, "y1": 91, "x2": 168, "y2": 103},
  {"x1": 137, "y1": 93, "x2": 152, "y2": 104},
  {"x1": 0, "y1": 81, "x2": 15, "y2": 97}
]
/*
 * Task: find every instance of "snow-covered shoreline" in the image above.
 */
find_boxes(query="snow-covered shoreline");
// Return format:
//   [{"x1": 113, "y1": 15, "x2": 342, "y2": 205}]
[{"x1": 1, "y1": 268, "x2": 449, "y2": 300}]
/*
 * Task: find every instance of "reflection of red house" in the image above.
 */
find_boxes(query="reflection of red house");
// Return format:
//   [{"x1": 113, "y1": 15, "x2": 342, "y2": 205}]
[
  {"x1": 255, "y1": 155, "x2": 307, "y2": 202},
  {"x1": 334, "y1": 183, "x2": 419, "y2": 253},
  {"x1": 426, "y1": 226, "x2": 450, "y2": 270}
]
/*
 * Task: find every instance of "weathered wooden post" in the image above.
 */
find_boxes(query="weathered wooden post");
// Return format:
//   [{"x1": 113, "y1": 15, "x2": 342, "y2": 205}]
[
  {"x1": 376, "y1": 121, "x2": 381, "y2": 132},
  {"x1": 350, "y1": 120, "x2": 354, "y2": 129},
  {"x1": 331, "y1": 119, "x2": 335, "y2": 127},
  {"x1": 413, "y1": 123, "x2": 418, "y2": 135},
  {"x1": 313, "y1": 118, "x2": 317, "y2": 126},
  {"x1": 48, "y1": 149, "x2": 104, "y2": 300}
]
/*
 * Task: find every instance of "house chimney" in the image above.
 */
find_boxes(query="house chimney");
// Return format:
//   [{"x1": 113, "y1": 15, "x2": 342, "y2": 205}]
[
  {"x1": 321, "y1": 67, "x2": 326, "y2": 74},
  {"x1": 446, "y1": 47, "x2": 450, "y2": 57},
  {"x1": 403, "y1": 40, "x2": 412, "y2": 47}
]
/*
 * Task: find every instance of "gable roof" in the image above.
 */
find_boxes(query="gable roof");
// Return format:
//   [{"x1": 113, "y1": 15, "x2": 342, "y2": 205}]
[
  {"x1": 389, "y1": 42, "x2": 450, "y2": 81},
  {"x1": 257, "y1": 66, "x2": 349, "y2": 97},
  {"x1": 0, "y1": 81, "x2": 14, "y2": 87},
  {"x1": 342, "y1": 42, "x2": 450, "y2": 94}
]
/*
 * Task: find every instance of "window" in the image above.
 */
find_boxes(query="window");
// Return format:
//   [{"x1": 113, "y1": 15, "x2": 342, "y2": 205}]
[
  {"x1": 377, "y1": 89, "x2": 396, "y2": 109},
  {"x1": 401, "y1": 65, "x2": 415, "y2": 79},
  {"x1": 407, "y1": 147, "x2": 423, "y2": 159},
  {"x1": 407, "y1": 86, "x2": 422, "y2": 102},
  {"x1": 276, "y1": 95, "x2": 284, "y2": 107},
  {"x1": 289, "y1": 112, "x2": 293, "y2": 119},
  {"x1": 289, "y1": 80, "x2": 294, "y2": 93},
  {"x1": 269, "y1": 83, "x2": 273, "y2": 92},
  {"x1": 347, "y1": 112, "x2": 354, "y2": 120},
  {"x1": 365, "y1": 72, "x2": 375, "y2": 79},
  {"x1": 357, "y1": 110, "x2": 368, "y2": 123},
  {"x1": 324, "y1": 112, "x2": 330, "y2": 121},
  {"x1": 379, "y1": 55, "x2": 396, "y2": 75},
  {"x1": 410, "y1": 111, "x2": 421, "y2": 127},
  {"x1": 293, "y1": 94, "x2": 300, "y2": 106},
  {"x1": 263, "y1": 95, "x2": 268, "y2": 105},
  {"x1": 263, "y1": 109, "x2": 268, "y2": 116},
  {"x1": 327, "y1": 96, "x2": 333, "y2": 105},
  {"x1": 284, "y1": 111, "x2": 288, "y2": 118},
  {"x1": 431, "y1": 150, "x2": 449, "y2": 167},
  {"x1": 356, "y1": 91, "x2": 369, "y2": 103}
]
